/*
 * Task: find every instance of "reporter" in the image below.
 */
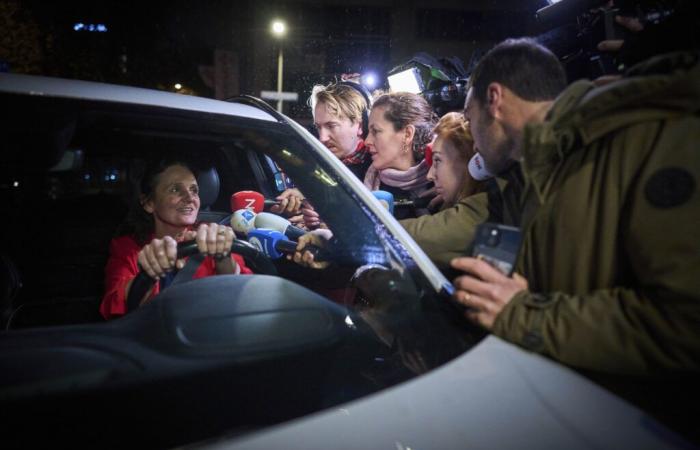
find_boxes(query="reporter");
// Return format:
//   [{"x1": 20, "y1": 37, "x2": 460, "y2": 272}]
[
  {"x1": 364, "y1": 92, "x2": 438, "y2": 219},
  {"x1": 272, "y1": 81, "x2": 373, "y2": 223},
  {"x1": 427, "y1": 112, "x2": 483, "y2": 210},
  {"x1": 100, "y1": 160, "x2": 252, "y2": 319},
  {"x1": 451, "y1": 37, "x2": 700, "y2": 441}
]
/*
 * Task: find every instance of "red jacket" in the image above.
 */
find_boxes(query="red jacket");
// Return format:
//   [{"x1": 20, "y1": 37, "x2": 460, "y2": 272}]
[{"x1": 100, "y1": 235, "x2": 252, "y2": 320}]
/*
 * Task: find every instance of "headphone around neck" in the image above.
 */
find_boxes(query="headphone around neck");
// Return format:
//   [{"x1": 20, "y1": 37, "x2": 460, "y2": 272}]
[{"x1": 338, "y1": 80, "x2": 373, "y2": 139}]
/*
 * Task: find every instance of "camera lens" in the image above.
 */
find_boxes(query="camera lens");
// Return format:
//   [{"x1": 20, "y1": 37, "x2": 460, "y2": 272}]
[{"x1": 487, "y1": 228, "x2": 500, "y2": 247}]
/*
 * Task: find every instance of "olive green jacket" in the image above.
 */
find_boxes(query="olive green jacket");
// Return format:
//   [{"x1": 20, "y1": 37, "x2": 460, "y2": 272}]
[{"x1": 403, "y1": 51, "x2": 700, "y2": 375}]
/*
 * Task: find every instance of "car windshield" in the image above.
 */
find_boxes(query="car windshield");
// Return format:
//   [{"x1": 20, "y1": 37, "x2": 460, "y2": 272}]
[{"x1": 0, "y1": 83, "x2": 483, "y2": 447}]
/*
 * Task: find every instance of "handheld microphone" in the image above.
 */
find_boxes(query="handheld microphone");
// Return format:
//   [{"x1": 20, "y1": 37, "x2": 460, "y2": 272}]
[
  {"x1": 247, "y1": 229, "x2": 294, "y2": 259},
  {"x1": 231, "y1": 190, "x2": 265, "y2": 213},
  {"x1": 231, "y1": 190, "x2": 280, "y2": 214},
  {"x1": 248, "y1": 229, "x2": 329, "y2": 261},
  {"x1": 372, "y1": 190, "x2": 394, "y2": 214},
  {"x1": 254, "y1": 212, "x2": 306, "y2": 241},
  {"x1": 468, "y1": 153, "x2": 494, "y2": 181},
  {"x1": 231, "y1": 209, "x2": 257, "y2": 236}
]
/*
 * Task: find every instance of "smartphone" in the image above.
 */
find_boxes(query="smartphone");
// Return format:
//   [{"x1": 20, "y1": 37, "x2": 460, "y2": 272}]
[{"x1": 471, "y1": 223, "x2": 522, "y2": 276}]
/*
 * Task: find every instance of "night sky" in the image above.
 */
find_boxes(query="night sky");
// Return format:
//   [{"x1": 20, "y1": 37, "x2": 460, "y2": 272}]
[{"x1": 3, "y1": 0, "x2": 548, "y2": 118}]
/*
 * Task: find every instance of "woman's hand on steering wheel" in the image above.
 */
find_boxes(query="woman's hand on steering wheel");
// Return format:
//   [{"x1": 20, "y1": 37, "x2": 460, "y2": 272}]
[
  {"x1": 191, "y1": 223, "x2": 236, "y2": 260},
  {"x1": 137, "y1": 223, "x2": 237, "y2": 280},
  {"x1": 192, "y1": 223, "x2": 237, "y2": 275},
  {"x1": 137, "y1": 236, "x2": 180, "y2": 280}
]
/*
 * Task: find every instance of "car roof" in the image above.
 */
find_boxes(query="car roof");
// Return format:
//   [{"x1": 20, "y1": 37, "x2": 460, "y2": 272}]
[{"x1": 0, "y1": 73, "x2": 278, "y2": 122}]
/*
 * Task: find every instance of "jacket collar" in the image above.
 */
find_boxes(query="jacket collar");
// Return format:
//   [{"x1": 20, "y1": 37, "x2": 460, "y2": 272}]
[{"x1": 520, "y1": 51, "x2": 700, "y2": 203}]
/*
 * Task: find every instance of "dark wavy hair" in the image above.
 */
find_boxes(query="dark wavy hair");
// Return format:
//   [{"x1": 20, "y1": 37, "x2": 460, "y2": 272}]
[
  {"x1": 371, "y1": 92, "x2": 438, "y2": 161},
  {"x1": 116, "y1": 158, "x2": 197, "y2": 245}
]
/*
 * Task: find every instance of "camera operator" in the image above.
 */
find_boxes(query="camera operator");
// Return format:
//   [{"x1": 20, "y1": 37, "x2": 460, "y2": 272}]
[{"x1": 444, "y1": 37, "x2": 699, "y2": 441}]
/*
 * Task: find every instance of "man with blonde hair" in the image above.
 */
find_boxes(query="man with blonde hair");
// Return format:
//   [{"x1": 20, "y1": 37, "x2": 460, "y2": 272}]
[
  {"x1": 272, "y1": 81, "x2": 373, "y2": 221},
  {"x1": 310, "y1": 81, "x2": 373, "y2": 178}
]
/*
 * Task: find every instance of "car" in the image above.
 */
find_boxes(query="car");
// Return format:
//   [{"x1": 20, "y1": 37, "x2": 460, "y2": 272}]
[{"x1": 0, "y1": 73, "x2": 689, "y2": 449}]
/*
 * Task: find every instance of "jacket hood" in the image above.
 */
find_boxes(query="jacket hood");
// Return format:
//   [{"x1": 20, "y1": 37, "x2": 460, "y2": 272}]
[{"x1": 521, "y1": 51, "x2": 700, "y2": 202}]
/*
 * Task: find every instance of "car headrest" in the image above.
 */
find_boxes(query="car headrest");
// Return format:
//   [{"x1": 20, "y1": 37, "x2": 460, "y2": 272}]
[{"x1": 196, "y1": 167, "x2": 220, "y2": 210}]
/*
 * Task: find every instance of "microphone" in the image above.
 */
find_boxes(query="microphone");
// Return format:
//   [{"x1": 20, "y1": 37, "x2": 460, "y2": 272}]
[
  {"x1": 254, "y1": 212, "x2": 306, "y2": 241},
  {"x1": 468, "y1": 153, "x2": 494, "y2": 181},
  {"x1": 264, "y1": 198, "x2": 280, "y2": 208},
  {"x1": 231, "y1": 190, "x2": 279, "y2": 214},
  {"x1": 231, "y1": 190, "x2": 264, "y2": 213},
  {"x1": 372, "y1": 190, "x2": 394, "y2": 214},
  {"x1": 247, "y1": 229, "x2": 328, "y2": 261},
  {"x1": 231, "y1": 209, "x2": 257, "y2": 236}
]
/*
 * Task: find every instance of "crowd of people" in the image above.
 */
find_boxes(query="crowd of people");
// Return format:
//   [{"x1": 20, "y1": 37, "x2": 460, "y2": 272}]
[
  {"x1": 100, "y1": 7, "x2": 699, "y2": 442},
  {"x1": 290, "y1": 22, "x2": 699, "y2": 442}
]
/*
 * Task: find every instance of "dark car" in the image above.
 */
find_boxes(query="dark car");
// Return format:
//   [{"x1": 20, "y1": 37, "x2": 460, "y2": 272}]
[{"x1": 0, "y1": 73, "x2": 686, "y2": 449}]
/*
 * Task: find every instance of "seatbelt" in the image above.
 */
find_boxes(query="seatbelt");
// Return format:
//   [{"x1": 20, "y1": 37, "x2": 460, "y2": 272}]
[{"x1": 166, "y1": 253, "x2": 206, "y2": 288}]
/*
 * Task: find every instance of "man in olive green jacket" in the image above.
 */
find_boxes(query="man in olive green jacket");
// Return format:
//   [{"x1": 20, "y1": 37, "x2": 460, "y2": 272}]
[{"x1": 419, "y1": 38, "x2": 699, "y2": 439}]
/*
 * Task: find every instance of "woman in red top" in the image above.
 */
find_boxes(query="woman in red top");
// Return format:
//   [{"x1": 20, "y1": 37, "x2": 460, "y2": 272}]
[{"x1": 101, "y1": 160, "x2": 252, "y2": 319}]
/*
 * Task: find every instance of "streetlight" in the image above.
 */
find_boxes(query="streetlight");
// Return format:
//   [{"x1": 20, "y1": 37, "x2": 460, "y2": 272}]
[{"x1": 271, "y1": 19, "x2": 286, "y2": 112}]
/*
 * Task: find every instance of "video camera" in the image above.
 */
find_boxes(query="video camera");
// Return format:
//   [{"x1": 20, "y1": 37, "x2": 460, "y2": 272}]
[
  {"x1": 386, "y1": 52, "x2": 481, "y2": 117},
  {"x1": 535, "y1": 0, "x2": 678, "y2": 80}
]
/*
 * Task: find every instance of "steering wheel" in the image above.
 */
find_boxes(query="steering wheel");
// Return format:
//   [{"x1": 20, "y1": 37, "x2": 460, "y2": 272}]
[{"x1": 125, "y1": 239, "x2": 277, "y2": 313}]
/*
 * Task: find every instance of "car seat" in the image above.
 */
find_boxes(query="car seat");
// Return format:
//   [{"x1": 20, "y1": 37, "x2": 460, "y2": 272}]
[{"x1": 196, "y1": 167, "x2": 229, "y2": 224}]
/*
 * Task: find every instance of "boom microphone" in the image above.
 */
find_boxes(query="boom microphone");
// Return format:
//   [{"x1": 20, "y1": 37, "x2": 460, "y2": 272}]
[{"x1": 255, "y1": 212, "x2": 306, "y2": 241}]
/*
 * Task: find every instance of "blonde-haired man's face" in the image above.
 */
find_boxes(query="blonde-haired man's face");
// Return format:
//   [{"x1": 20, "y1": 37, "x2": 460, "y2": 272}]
[{"x1": 314, "y1": 102, "x2": 363, "y2": 159}]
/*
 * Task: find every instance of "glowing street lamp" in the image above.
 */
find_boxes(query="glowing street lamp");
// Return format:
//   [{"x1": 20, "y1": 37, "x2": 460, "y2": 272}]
[
  {"x1": 271, "y1": 19, "x2": 286, "y2": 112},
  {"x1": 271, "y1": 20, "x2": 286, "y2": 37}
]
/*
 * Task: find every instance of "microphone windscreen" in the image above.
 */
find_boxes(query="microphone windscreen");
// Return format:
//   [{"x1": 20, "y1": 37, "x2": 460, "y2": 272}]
[
  {"x1": 247, "y1": 229, "x2": 286, "y2": 259},
  {"x1": 468, "y1": 153, "x2": 494, "y2": 181},
  {"x1": 231, "y1": 209, "x2": 257, "y2": 236},
  {"x1": 254, "y1": 212, "x2": 291, "y2": 234},
  {"x1": 231, "y1": 190, "x2": 265, "y2": 213},
  {"x1": 424, "y1": 143, "x2": 433, "y2": 167},
  {"x1": 372, "y1": 190, "x2": 394, "y2": 214}
]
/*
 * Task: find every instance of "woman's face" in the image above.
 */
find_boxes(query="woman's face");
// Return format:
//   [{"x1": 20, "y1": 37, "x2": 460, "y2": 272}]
[
  {"x1": 143, "y1": 165, "x2": 200, "y2": 235},
  {"x1": 427, "y1": 137, "x2": 471, "y2": 206},
  {"x1": 365, "y1": 106, "x2": 414, "y2": 171}
]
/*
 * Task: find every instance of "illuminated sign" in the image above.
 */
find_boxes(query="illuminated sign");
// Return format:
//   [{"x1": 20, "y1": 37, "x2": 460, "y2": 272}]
[{"x1": 73, "y1": 23, "x2": 108, "y2": 32}]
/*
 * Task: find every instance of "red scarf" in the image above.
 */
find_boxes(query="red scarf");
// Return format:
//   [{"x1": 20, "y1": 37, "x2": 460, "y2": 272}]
[{"x1": 341, "y1": 140, "x2": 370, "y2": 166}]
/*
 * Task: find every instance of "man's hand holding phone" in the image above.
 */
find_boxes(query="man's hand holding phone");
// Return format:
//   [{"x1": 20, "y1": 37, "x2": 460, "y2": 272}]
[{"x1": 450, "y1": 257, "x2": 528, "y2": 330}]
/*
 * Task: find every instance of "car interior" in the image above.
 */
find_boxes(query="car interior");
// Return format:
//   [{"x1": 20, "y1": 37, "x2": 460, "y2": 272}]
[{"x1": 0, "y1": 90, "x2": 480, "y2": 447}]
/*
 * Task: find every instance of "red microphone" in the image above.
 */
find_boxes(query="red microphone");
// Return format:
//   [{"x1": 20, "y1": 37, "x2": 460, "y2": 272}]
[{"x1": 231, "y1": 191, "x2": 265, "y2": 214}]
